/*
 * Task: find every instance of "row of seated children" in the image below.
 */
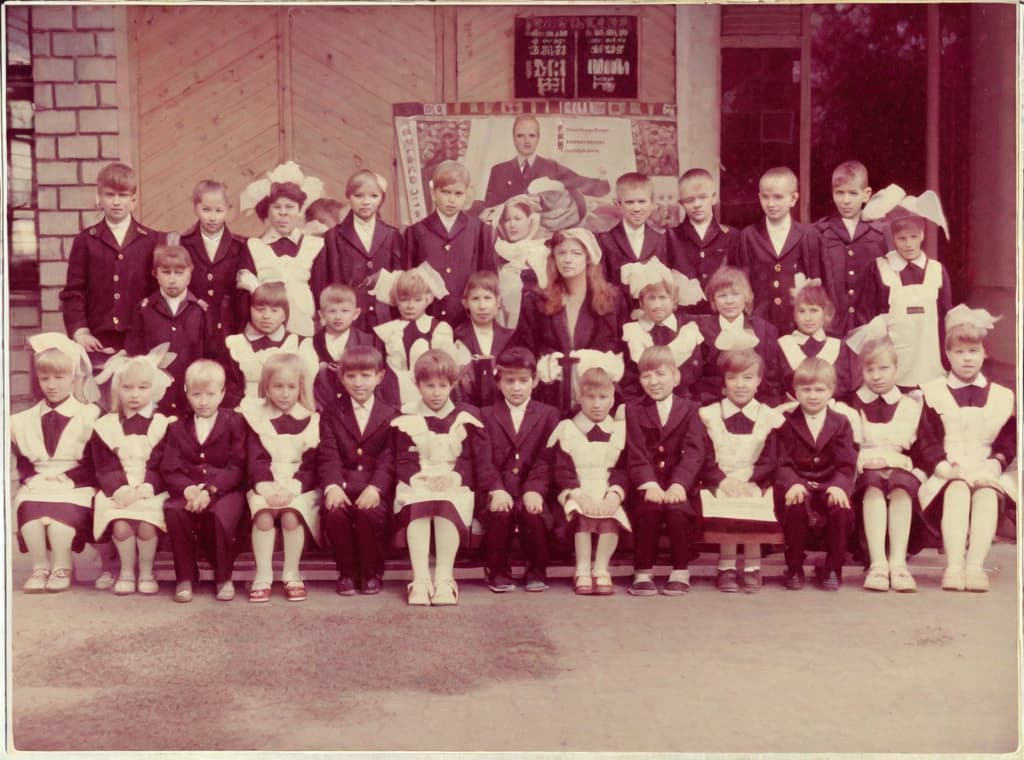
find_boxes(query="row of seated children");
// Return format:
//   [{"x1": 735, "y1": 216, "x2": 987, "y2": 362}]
[{"x1": 13, "y1": 299, "x2": 1014, "y2": 602}]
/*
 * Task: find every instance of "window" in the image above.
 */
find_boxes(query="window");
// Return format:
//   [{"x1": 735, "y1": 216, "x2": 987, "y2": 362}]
[{"x1": 6, "y1": 5, "x2": 39, "y2": 293}]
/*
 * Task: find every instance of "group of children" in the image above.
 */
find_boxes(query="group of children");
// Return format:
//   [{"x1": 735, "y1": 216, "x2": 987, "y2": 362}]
[{"x1": 10, "y1": 156, "x2": 1015, "y2": 604}]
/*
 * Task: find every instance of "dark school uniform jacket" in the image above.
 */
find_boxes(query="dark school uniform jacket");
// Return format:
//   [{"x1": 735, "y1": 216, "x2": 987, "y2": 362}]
[
  {"x1": 453, "y1": 321, "x2": 514, "y2": 409},
  {"x1": 60, "y1": 217, "x2": 161, "y2": 350},
  {"x1": 89, "y1": 415, "x2": 168, "y2": 497},
  {"x1": 597, "y1": 221, "x2": 669, "y2": 308},
  {"x1": 405, "y1": 212, "x2": 496, "y2": 328},
  {"x1": 159, "y1": 408, "x2": 248, "y2": 500},
  {"x1": 776, "y1": 332, "x2": 855, "y2": 403},
  {"x1": 317, "y1": 397, "x2": 398, "y2": 499},
  {"x1": 625, "y1": 394, "x2": 706, "y2": 499},
  {"x1": 666, "y1": 218, "x2": 740, "y2": 316},
  {"x1": 477, "y1": 399, "x2": 560, "y2": 501},
  {"x1": 178, "y1": 224, "x2": 252, "y2": 339},
  {"x1": 317, "y1": 214, "x2": 404, "y2": 332},
  {"x1": 483, "y1": 156, "x2": 610, "y2": 209},
  {"x1": 693, "y1": 314, "x2": 784, "y2": 406},
  {"x1": 736, "y1": 220, "x2": 826, "y2": 335},
  {"x1": 815, "y1": 215, "x2": 888, "y2": 335},
  {"x1": 126, "y1": 292, "x2": 215, "y2": 417}
]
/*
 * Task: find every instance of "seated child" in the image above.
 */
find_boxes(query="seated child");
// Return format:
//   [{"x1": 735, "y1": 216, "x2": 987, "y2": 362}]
[
  {"x1": 756, "y1": 357, "x2": 857, "y2": 591},
  {"x1": 12, "y1": 334, "x2": 100, "y2": 593},
  {"x1": 916, "y1": 306, "x2": 1016, "y2": 592},
  {"x1": 160, "y1": 360, "x2": 248, "y2": 603},
  {"x1": 90, "y1": 355, "x2": 175, "y2": 596},
  {"x1": 548, "y1": 366, "x2": 630, "y2": 596},
  {"x1": 126, "y1": 243, "x2": 214, "y2": 416},
  {"x1": 392, "y1": 349, "x2": 483, "y2": 606},
  {"x1": 694, "y1": 266, "x2": 783, "y2": 406},
  {"x1": 242, "y1": 353, "x2": 322, "y2": 603},
  {"x1": 371, "y1": 264, "x2": 456, "y2": 407},
  {"x1": 624, "y1": 346, "x2": 706, "y2": 596},
  {"x1": 298, "y1": 283, "x2": 377, "y2": 412},
  {"x1": 317, "y1": 346, "x2": 398, "y2": 596},
  {"x1": 453, "y1": 270, "x2": 513, "y2": 408},
  {"x1": 777, "y1": 279, "x2": 854, "y2": 402},
  {"x1": 699, "y1": 349, "x2": 784, "y2": 593},
  {"x1": 619, "y1": 258, "x2": 703, "y2": 403},
  {"x1": 476, "y1": 347, "x2": 561, "y2": 592},
  {"x1": 492, "y1": 194, "x2": 549, "y2": 330},
  {"x1": 222, "y1": 281, "x2": 302, "y2": 409},
  {"x1": 846, "y1": 334, "x2": 924, "y2": 593}
]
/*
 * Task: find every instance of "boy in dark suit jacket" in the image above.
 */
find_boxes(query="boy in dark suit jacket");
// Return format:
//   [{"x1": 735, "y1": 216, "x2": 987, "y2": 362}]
[
  {"x1": 476, "y1": 347, "x2": 561, "y2": 592},
  {"x1": 624, "y1": 346, "x2": 707, "y2": 596},
  {"x1": 756, "y1": 357, "x2": 857, "y2": 591},
  {"x1": 159, "y1": 360, "x2": 248, "y2": 603},
  {"x1": 317, "y1": 345, "x2": 397, "y2": 595}
]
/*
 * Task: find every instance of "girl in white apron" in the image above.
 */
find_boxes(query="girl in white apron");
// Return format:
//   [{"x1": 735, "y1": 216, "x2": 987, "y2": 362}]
[
  {"x1": 242, "y1": 353, "x2": 322, "y2": 603},
  {"x1": 915, "y1": 306, "x2": 1015, "y2": 592},
  {"x1": 777, "y1": 278, "x2": 854, "y2": 401}
]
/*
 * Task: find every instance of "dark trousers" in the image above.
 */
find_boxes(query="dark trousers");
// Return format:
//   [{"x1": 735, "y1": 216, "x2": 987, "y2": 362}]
[
  {"x1": 164, "y1": 493, "x2": 244, "y2": 584},
  {"x1": 781, "y1": 500, "x2": 854, "y2": 574},
  {"x1": 322, "y1": 503, "x2": 388, "y2": 581},
  {"x1": 633, "y1": 501, "x2": 695, "y2": 571},
  {"x1": 481, "y1": 506, "x2": 550, "y2": 577}
]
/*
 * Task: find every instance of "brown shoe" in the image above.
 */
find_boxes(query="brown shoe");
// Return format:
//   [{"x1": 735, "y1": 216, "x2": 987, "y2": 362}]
[{"x1": 716, "y1": 568, "x2": 739, "y2": 593}]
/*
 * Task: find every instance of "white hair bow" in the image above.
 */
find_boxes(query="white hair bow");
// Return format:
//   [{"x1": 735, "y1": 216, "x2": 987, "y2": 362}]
[
  {"x1": 369, "y1": 263, "x2": 449, "y2": 305},
  {"x1": 945, "y1": 304, "x2": 999, "y2": 333},
  {"x1": 239, "y1": 161, "x2": 325, "y2": 216},
  {"x1": 789, "y1": 273, "x2": 823, "y2": 301},
  {"x1": 94, "y1": 343, "x2": 177, "y2": 404},
  {"x1": 862, "y1": 183, "x2": 948, "y2": 238},
  {"x1": 845, "y1": 315, "x2": 892, "y2": 355},
  {"x1": 28, "y1": 332, "x2": 99, "y2": 403}
]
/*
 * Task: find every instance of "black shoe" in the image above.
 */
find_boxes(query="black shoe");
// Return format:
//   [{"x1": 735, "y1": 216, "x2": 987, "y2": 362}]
[
  {"x1": 486, "y1": 572, "x2": 516, "y2": 593},
  {"x1": 628, "y1": 577, "x2": 658, "y2": 596},
  {"x1": 336, "y1": 576, "x2": 357, "y2": 596},
  {"x1": 523, "y1": 572, "x2": 549, "y2": 592},
  {"x1": 361, "y1": 576, "x2": 382, "y2": 595},
  {"x1": 716, "y1": 569, "x2": 740, "y2": 593},
  {"x1": 784, "y1": 567, "x2": 805, "y2": 591},
  {"x1": 822, "y1": 570, "x2": 841, "y2": 591}
]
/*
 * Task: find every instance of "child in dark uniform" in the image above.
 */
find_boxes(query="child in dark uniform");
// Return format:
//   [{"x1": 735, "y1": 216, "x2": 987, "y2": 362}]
[{"x1": 453, "y1": 271, "x2": 513, "y2": 409}]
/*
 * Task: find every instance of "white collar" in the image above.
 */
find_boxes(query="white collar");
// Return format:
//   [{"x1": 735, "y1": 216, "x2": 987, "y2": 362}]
[
  {"x1": 719, "y1": 314, "x2": 746, "y2": 333},
  {"x1": 792, "y1": 328, "x2": 827, "y2": 343},
  {"x1": 505, "y1": 398, "x2": 528, "y2": 415},
  {"x1": 41, "y1": 397, "x2": 80, "y2": 416},
  {"x1": 572, "y1": 411, "x2": 613, "y2": 435},
  {"x1": 325, "y1": 329, "x2": 350, "y2": 345},
  {"x1": 409, "y1": 314, "x2": 434, "y2": 331},
  {"x1": 106, "y1": 216, "x2": 131, "y2": 233},
  {"x1": 517, "y1": 154, "x2": 536, "y2": 168},
  {"x1": 722, "y1": 398, "x2": 760, "y2": 421},
  {"x1": 436, "y1": 210, "x2": 459, "y2": 231},
  {"x1": 655, "y1": 394, "x2": 674, "y2": 416},
  {"x1": 418, "y1": 399, "x2": 455, "y2": 419},
  {"x1": 201, "y1": 227, "x2": 224, "y2": 242},
  {"x1": 948, "y1": 372, "x2": 987, "y2": 389},
  {"x1": 691, "y1": 219, "x2": 711, "y2": 240},
  {"x1": 639, "y1": 314, "x2": 679, "y2": 333},
  {"x1": 162, "y1": 290, "x2": 187, "y2": 315},
  {"x1": 803, "y1": 408, "x2": 826, "y2": 423},
  {"x1": 624, "y1": 222, "x2": 645, "y2": 236},
  {"x1": 269, "y1": 405, "x2": 312, "y2": 421},
  {"x1": 888, "y1": 252, "x2": 927, "y2": 272},
  {"x1": 261, "y1": 228, "x2": 302, "y2": 245},
  {"x1": 766, "y1": 216, "x2": 791, "y2": 233},
  {"x1": 353, "y1": 214, "x2": 375, "y2": 230},
  {"x1": 856, "y1": 386, "x2": 903, "y2": 404},
  {"x1": 244, "y1": 323, "x2": 287, "y2": 342},
  {"x1": 352, "y1": 396, "x2": 374, "y2": 413},
  {"x1": 124, "y1": 403, "x2": 155, "y2": 420}
]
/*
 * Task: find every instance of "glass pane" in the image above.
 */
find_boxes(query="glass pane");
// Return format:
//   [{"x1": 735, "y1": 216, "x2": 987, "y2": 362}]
[
  {"x1": 6, "y1": 6, "x2": 31, "y2": 66},
  {"x1": 8, "y1": 99, "x2": 33, "y2": 130},
  {"x1": 9, "y1": 214, "x2": 39, "y2": 292},
  {"x1": 8, "y1": 136, "x2": 33, "y2": 208}
]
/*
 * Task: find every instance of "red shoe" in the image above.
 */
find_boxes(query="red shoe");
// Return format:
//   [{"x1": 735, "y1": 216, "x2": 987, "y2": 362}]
[
  {"x1": 248, "y1": 586, "x2": 272, "y2": 603},
  {"x1": 284, "y1": 581, "x2": 307, "y2": 602}
]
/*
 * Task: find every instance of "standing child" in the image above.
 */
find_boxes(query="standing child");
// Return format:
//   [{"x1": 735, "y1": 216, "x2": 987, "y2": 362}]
[
  {"x1": 319, "y1": 170, "x2": 404, "y2": 333},
  {"x1": 392, "y1": 350, "x2": 484, "y2": 606},
  {"x1": 492, "y1": 194, "x2": 549, "y2": 330},
  {"x1": 160, "y1": 360, "x2": 247, "y2": 602},
  {"x1": 777, "y1": 279, "x2": 854, "y2": 401},
  {"x1": 548, "y1": 366, "x2": 630, "y2": 596},
  {"x1": 405, "y1": 160, "x2": 496, "y2": 328},
  {"x1": 756, "y1": 358, "x2": 857, "y2": 591},
  {"x1": 61, "y1": 162, "x2": 160, "y2": 356},
  {"x1": 624, "y1": 346, "x2": 706, "y2": 596},
  {"x1": 736, "y1": 166, "x2": 826, "y2": 335},
  {"x1": 845, "y1": 334, "x2": 924, "y2": 592},
  {"x1": 915, "y1": 306, "x2": 1016, "y2": 592},
  {"x1": 699, "y1": 349, "x2": 784, "y2": 593},
  {"x1": 476, "y1": 347, "x2": 561, "y2": 592},
  {"x1": 667, "y1": 167, "x2": 739, "y2": 315},
  {"x1": 90, "y1": 354, "x2": 175, "y2": 595},
  {"x1": 619, "y1": 258, "x2": 703, "y2": 403},
  {"x1": 453, "y1": 271, "x2": 513, "y2": 408},
  {"x1": 317, "y1": 346, "x2": 397, "y2": 596},
  {"x1": 126, "y1": 244, "x2": 214, "y2": 416},
  {"x1": 242, "y1": 353, "x2": 322, "y2": 602},
  {"x1": 12, "y1": 334, "x2": 99, "y2": 592},
  {"x1": 815, "y1": 161, "x2": 887, "y2": 335},
  {"x1": 177, "y1": 179, "x2": 252, "y2": 339}
]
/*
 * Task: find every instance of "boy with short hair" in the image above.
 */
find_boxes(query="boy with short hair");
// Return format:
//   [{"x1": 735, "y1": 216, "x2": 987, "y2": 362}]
[
  {"x1": 61, "y1": 162, "x2": 161, "y2": 355},
  {"x1": 126, "y1": 244, "x2": 214, "y2": 416},
  {"x1": 756, "y1": 357, "x2": 857, "y2": 591},
  {"x1": 476, "y1": 347, "x2": 561, "y2": 593},
  {"x1": 405, "y1": 160, "x2": 496, "y2": 328},
  {"x1": 624, "y1": 345, "x2": 707, "y2": 596},
  {"x1": 160, "y1": 359, "x2": 248, "y2": 603},
  {"x1": 815, "y1": 161, "x2": 887, "y2": 335},
  {"x1": 667, "y1": 168, "x2": 739, "y2": 315},
  {"x1": 317, "y1": 345, "x2": 398, "y2": 596},
  {"x1": 597, "y1": 172, "x2": 669, "y2": 307},
  {"x1": 736, "y1": 166, "x2": 827, "y2": 335},
  {"x1": 454, "y1": 271, "x2": 514, "y2": 408}
]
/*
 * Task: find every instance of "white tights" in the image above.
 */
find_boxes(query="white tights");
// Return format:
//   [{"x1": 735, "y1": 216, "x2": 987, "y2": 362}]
[
  {"x1": 941, "y1": 481, "x2": 999, "y2": 570},
  {"x1": 406, "y1": 516, "x2": 461, "y2": 586},
  {"x1": 21, "y1": 518, "x2": 76, "y2": 572},
  {"x1": 862, "y1": 486, "x2": 913, "y2": 570},
  {"x1": 575, "y1": 530, "x2": 619, "y2": 576}
]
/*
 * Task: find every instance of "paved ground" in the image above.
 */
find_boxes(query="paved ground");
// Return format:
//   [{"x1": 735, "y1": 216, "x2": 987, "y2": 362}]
[{"x1": 6, "y1": 543, "x2": 1021, "y2": 754}]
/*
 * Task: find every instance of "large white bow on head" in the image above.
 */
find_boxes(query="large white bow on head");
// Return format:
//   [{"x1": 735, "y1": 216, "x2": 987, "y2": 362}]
[
  {"x1": 862, "y1": 183, "x2": 948, "y2": 238},
  {"x1": 94, "y1": 343, "x2": 177, "y2": 405},
  {"x1": 28, "y1": 332, "x2": 99, "y2": 403},
  {"x1": 945, "y1": 304, "x2": 999, "y2": 334},
  {"x1": 369, "y1": 263, "x2": 449, "y2": 305},
  {"x1": 845, "y1": 314, "x2": 892, "y2": 355},
  {"x1": 239, "y1": 160, "x2": 325, "y2": 216}
]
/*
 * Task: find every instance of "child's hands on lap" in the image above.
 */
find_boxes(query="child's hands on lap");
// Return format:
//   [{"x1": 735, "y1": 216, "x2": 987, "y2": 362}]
[
  {"x1": 597, "y1": 492, "x2": 622, "y2": 517},
  {"x1": 826, "y1": 486, "x2": 850, "y2": 509},
  {"x1": 664, "y1": 484, "x2": 687, "y2": 503},
  {"x1": 324, "y1": 487, "x2": 349, "y2": 510},
  {"x1": 784, "y1": 483, "x2": 808, "y2": 505},
  {"x1": 719, "y1": 477, "x2": 746, "y2": 498},
  {"x1": 643, "y1": 485, "x2": 666, "y2": 504},
  {"x1": 355, "y1": 485, "x2": 381, "y2": 509},
  {"x1": 112, "y1": 485, "x2": 136, "y2": 508},
  {"x1": 523, "y1": 491, "x2": 544, "y2": 515},
  {"x1": 489, "y1": 490, "x2": 513, "y2": 512}
]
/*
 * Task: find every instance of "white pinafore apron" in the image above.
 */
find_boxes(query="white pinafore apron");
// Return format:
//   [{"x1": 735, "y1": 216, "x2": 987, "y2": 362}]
[
  {"x1": 547, "y1": 417, "x2": 631, "y2": 531},
  {"x1": 622, "y1": 321, "x2": 703, "y2": 367},
  {"x1": 224, "y1": 333, "x2": 301, "y2": 406},
  {"x1": 374, "y1": 317, "x2": 456, "y2": 407},
  {"x1": 857, "y1": 395, "x2": 922, "y2": 474},
  {"x1": 245, "y1": 236, "x2": 323, "y2": 337},
  {"x1": 777, "y1": 334, "x2": 840, "y2": 372},
  {"x1": 877, "y1": 252, "x2": 944, "y2": 386}
]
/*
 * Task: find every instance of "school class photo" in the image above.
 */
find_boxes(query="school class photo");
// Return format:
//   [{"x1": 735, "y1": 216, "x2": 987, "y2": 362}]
[{"x1": 4, "y1": 2, "x2": 1020, "y2": 754}]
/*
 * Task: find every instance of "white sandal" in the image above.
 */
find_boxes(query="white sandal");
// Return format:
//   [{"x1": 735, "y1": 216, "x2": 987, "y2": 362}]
[
  {"x1": 430, "y1": 579, "x2": 459, "y2": 606},
  {"x1": 889, "y1": 566, "x2": 917, "y2": 593},
  {"x1": 407, "y1": 580, "x2": 433, "y2": 606},
  {"x1": 23, "y1": 568, "x2": 50, "y2": 594},
  {"x1": 113, "y1": 574, "x2": 136, "y2": 595}
]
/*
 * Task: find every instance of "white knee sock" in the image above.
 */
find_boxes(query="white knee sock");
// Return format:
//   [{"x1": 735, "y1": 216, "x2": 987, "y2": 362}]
[
  {"x1": 406, "y1": 518, "x2": 432, "y2": 584},
  {"x1": 862, "y1": 487, "x2": 888, "y2": 570},
  {"x1": 281, "y1": 525, "x2": 305, "y2": 582},
  {"x1": 432, "y1": 518, "x2": 460, "y2": 584},
  {"x1": 718, "y1": 542, "x2": 737, "y2": 571},
  {"x1": 941, "y1": 483, "x2": 971, "y2": 569},
  {"x1": 20, "y1": 519, "x2": 49, "y2": 571},
  {"x1": 593, "y1": 532, "x2": 619, "y2": 575},
  {"x1": 251, "y1": 525, "x2": 276, "y2": 586},
  {"x1": 743, "y1": 543, "x2": 762, "y2": 571},
  {"x1": 574, "y1": 532, "x2": 592, "y2": 575},
  {"x1": 887, "y1": 489, "x2": 912, "y2": 568},
  {"x1": 965, "y1": 490, "x2": 999, "y2": 569},
  {"x1": 113, "y1": 535, "x2": 137, "y2": 578},
  {"x1": 47, "y1": 521, "x2": 76, "y2": 571},
  {"x1": 137, "y1": 535, "x2": 157, "y2": 579}
]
